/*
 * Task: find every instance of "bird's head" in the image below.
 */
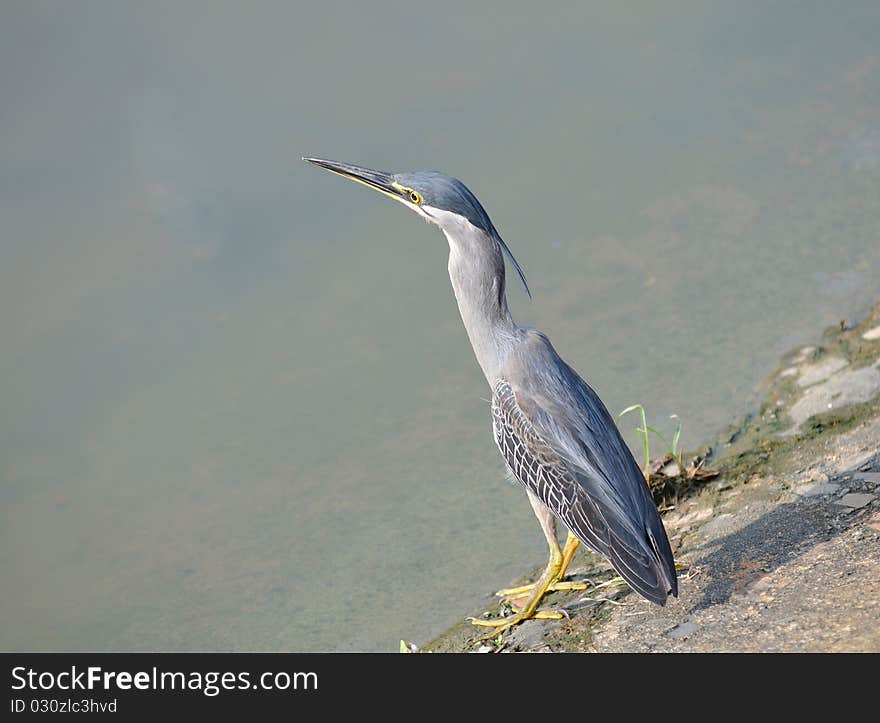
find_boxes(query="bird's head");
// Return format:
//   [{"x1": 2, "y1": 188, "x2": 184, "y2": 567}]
[{"x1": 303, "y1": 157, "x2": 530, "y2": 297}]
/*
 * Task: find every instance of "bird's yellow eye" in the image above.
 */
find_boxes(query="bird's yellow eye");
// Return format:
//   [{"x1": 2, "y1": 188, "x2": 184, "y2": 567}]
[{"x1": 408, "y1": 190, "x2": 422, "y2": 205}]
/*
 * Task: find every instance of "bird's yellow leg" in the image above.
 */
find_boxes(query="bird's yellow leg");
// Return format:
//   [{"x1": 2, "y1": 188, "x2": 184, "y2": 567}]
[
  {"x1": 559, "y1": 531, "x2": 580, "y2": 574},
  {"x1": 495, "y1": 532, "x2": 587, "y2": 600},
  {"x1": 469, "y1": 543, "x2": 566, "y2": 640}
]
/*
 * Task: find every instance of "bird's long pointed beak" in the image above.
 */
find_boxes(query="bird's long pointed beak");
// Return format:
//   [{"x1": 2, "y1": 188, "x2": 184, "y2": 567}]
[{"x1": 303, "y1": 157, "x2": 405, "y2": 202}]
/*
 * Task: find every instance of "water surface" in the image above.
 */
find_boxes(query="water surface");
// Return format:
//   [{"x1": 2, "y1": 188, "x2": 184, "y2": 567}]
[{"x1": 2, "y1": 2, "x2": 880, "y2": 650}]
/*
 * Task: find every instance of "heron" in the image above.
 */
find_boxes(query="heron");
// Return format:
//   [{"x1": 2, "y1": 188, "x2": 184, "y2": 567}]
[{"x1": 303, "y1": 157, "x2": 678, "y2": 638}]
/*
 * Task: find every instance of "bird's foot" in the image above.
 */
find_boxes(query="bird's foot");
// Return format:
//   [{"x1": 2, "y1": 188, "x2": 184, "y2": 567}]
[
  {"x1": 468, "y1": 551, "x2": 572, "y2": 641},
  {"x1": 495, "y1": 578, "x2": 589, "y2": 604},
  {"x1": 468, "y1": 609, "x2": 568, "y2": 641},
  {"x1": 496, "y1": 532, "x2": 587, "y2": 604}
]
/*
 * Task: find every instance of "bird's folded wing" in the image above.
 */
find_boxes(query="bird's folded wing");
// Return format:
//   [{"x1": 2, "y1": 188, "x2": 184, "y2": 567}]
[{"x1": 491, "y1": 377, "x2": 676, "y2": 604}]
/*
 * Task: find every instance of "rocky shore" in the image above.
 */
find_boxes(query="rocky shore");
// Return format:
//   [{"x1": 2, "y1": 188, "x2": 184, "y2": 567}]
[{"x1": 420, "y1": 303, "x2": 880, "y2": 652}]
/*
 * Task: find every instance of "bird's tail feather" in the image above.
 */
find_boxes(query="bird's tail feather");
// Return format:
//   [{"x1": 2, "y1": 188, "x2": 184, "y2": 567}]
[{"x1": 602, "y1": 530, "x2": 675, "y2": 606}]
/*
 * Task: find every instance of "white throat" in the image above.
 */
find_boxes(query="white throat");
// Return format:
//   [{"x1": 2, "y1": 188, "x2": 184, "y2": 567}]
[{"x1": 424, "y1": 209, "x2": 516, "y2": 384}]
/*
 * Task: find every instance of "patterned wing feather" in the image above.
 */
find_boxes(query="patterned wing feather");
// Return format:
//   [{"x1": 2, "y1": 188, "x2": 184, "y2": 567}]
[{"x1": 492, "y1": 378, "x2": 676, "y2": 605}]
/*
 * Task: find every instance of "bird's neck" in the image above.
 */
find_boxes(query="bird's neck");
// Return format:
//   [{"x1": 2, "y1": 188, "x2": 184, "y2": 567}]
[{"x1": 444, "y1": 228, "x2": 516, "y2": 384}]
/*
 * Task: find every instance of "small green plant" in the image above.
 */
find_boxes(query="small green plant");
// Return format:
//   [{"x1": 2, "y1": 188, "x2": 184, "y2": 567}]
[{"x1": 617, "y1": 404, "x2": 683, "y2": 481}]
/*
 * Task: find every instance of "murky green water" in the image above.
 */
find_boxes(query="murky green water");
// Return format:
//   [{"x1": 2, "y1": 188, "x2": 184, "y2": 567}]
[{"x1": 2, "y1": 2, "x2": 879, "y2": 651}]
